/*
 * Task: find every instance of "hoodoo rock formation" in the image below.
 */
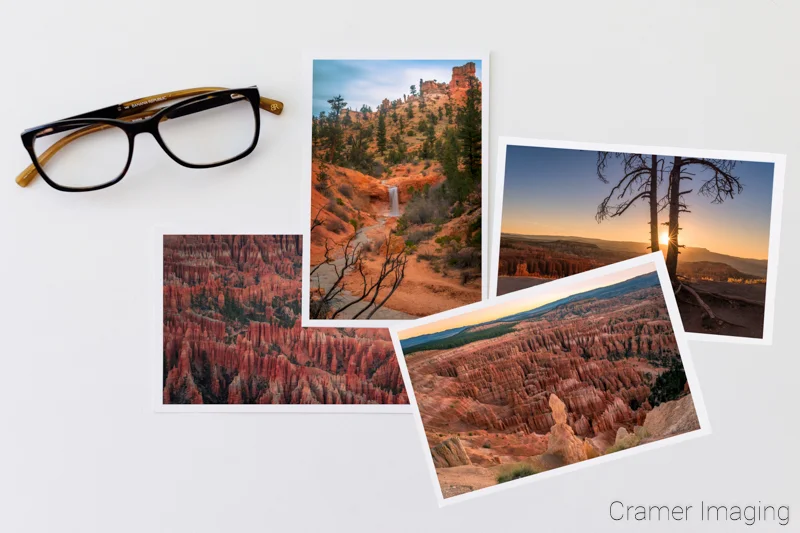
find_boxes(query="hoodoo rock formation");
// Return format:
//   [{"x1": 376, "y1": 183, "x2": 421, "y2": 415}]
[
  {"x1": 449, "y1": 62, "x2": 479, "y2": 103},
  {"x1": 431, "y1": 437, "x2": 472, "y2": 468},
  {"x1": 546, "y1": 394, "x2": 588, "y2": 464},
  {"x1": 420, "y1": 79, "x2": 447, "y2": 96},
  {"x1": 162, "y1": 235, "x2": 408, "y2": 405}
]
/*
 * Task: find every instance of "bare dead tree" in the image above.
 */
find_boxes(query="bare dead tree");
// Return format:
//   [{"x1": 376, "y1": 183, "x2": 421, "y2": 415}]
[
  {"x1": 329, "y1": 232, "x2": 408, "y2": 319},
  {"x1": 309, "y1": 231, "x2": 365, "y2": 319},
  {"x1": 310, "y1": 205, "x2": 326, "y2": 234},
  {"x1": 661, "y1": 157, "x2": 742, "y2": 282},
  {"x1": 660, "y1": 156, "x2": 744, "y2": 328},
  {"x1": 309, "y1": 207, "x2": 408, "y2": 319},
  {"x1": 596, "y1": 152, "x2": 664, "y2": 253}
]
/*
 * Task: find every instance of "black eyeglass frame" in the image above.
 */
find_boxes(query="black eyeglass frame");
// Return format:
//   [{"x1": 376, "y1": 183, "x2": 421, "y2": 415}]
[{"x1": 20, "y1": 87, "x2": 263, "y2": 192}]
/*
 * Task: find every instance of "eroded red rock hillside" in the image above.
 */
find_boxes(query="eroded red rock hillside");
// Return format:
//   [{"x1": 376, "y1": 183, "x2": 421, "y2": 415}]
[
  {"x1": 404, "y1": 272, "x2": 699, "y2": 498},
  {"x1": 162, "y1": 235, "x2": 407, "y2": 405},
  {"x1": 310, "y1": 62, "x2": 482, "y2": 319}
]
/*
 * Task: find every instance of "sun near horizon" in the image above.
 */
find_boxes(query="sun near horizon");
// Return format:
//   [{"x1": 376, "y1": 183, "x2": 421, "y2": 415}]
[{"x1": 500, "y1": 146, "x2": 775, "y2": 261}]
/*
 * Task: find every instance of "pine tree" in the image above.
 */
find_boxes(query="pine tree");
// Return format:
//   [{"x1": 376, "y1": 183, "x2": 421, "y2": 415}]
[
  {"x1": 439, "y1": 128, "x2": 469, "y2": 202},
  {"x1": 406, "y1": 101, "x2": 414, "y2": 119},
  {"x1": 376, "y1": 111, "x2": 387, "y2": 154},
  {"x1": 456, "y1": 78, "x2": 481, "y2": 184},
  {"x1": 421, "y1": 123, "x2": 436, "y2": 159},
  {"x1": 388, "y1": 133, "x2": 407, "y2": 164},
  {"x1": 325, "y1": 95, "x2": 348, "y2": 163}
]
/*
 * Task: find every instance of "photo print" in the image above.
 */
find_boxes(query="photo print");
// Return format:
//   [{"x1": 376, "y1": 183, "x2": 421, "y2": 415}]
[
  {"x1": 492, "y1": 138, "x2": 785, "y2": 344},
  {"x1": 392, "y1": 254, "x2": 709, "y2": 505},
  {"x1": 157, "y1": 233, "x2": 409, "y2": 412},
  {"x1": 304, "y1": 55, "x2": 489, "y2": 327}
]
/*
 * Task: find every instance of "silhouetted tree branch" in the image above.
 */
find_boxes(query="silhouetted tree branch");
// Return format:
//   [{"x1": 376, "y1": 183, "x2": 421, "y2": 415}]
[{"x1": 596, "y1": 152, "x2": 663, "y2": 252}]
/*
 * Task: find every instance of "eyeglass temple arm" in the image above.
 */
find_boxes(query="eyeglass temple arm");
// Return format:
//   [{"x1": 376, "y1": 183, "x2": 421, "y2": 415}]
[
  {"x1": 16, "y1": 88, "x2": 284, "y2": 188},
  {"x1": 116, "y1": 87, "x2": 284, "y2": 118}
]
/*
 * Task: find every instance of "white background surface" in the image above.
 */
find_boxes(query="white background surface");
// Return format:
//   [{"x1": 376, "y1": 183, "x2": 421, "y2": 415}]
[{"x1": 0, "y1": 1, "x2": 797, "y2": 532}]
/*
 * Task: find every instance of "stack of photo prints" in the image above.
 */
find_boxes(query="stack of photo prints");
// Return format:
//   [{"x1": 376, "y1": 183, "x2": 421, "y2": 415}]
[{"x1": 157, "y1": 54, "x2": 785, "y2": 506}]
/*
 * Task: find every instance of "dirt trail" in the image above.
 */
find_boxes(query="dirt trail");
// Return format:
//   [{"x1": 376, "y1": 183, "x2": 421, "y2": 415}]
[{"x1": 310, "y1": 217, "x2": 415, "y2": 320}]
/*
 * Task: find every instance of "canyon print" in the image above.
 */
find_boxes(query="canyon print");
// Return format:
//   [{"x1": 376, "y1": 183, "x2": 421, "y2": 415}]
[
  {"x1": 396, "y1": 259, "x2": 704, "y2": 501},
  {"x1": 162, "y1": 235, "x2": 408, "y2": 406},
  {"x1": 495, "y1": 142, "x2": 782, "y2": 341},
  {"x1": 308, "y1": 59, "x2": 485, "y2": 322}
]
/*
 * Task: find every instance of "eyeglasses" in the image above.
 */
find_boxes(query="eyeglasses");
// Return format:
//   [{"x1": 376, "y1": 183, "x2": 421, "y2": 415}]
[{"x1": 16, "y1": 86, "x2": 284, "y2": 192}]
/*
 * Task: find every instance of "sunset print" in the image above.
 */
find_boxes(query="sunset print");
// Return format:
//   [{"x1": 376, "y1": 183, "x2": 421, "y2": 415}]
[{"x1": 495, "y1": 143, "x2": 781, "y2": 341}]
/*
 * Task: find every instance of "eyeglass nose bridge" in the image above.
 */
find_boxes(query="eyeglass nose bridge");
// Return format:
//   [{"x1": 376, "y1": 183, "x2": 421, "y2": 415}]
[{"x1": 124, "y1": 116, "x2": 159, "y2": 137}]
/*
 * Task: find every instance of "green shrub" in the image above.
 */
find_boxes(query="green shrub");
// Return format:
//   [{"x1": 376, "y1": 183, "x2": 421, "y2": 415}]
[
  {"x1": 606, "y1": 433, "x2": 641, "y2": 454},
  {"x1": 447, "y1": 248, "x2": 480, "y2": 269},
  {"x1": 337, "y1": 183, "x2": 354, "y2": 199},
  {"x1": 497, "y1": 465, "x2": 537, "y2": 484},
  {"x1": 327, "y1": 199, "x2": 350, "y2": 222},
  {"x1": 326, "y1": 218, "x2": 346, "y2": 233},
  {"x1": 404, "y1": 193, "x2": 449, "y2": 225},
  {"x1": 405, "y1": 228, "x2": 436, "y2": 245},
  {"x1": 482, "y1": 441, "x2": 491, "y2": 449},
  {"x1": 336, "y1": 197, "x2": 345, "y2": 206},
  {"x1": 468, "y1": 228, "x2": 481, "y2": 248}
]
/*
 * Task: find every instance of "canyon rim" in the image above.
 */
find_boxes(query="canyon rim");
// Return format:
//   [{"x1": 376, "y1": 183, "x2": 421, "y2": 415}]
[
  {"x1": 393, "y1": 255, "x2": 708, "y2": 503},
  {"x1": 305, "y1": 57, "x2": 488, "y2": 326}
]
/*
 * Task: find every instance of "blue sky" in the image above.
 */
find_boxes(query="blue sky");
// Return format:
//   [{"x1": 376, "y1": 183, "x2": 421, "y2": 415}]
[
  {"x1": 312, "y1": 59, "x2": 482, "y2": 116},
  {"x1": 501, "y1": 146, "x2": 775, "y2": 260}
]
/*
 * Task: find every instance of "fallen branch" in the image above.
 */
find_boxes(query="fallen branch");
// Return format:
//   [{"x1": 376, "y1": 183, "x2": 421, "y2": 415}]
[{"x1": 675, "y1": 281, "x2": 745, "y2": 329}]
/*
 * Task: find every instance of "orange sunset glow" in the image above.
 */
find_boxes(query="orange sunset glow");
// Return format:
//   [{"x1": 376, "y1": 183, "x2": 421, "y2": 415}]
[{"x1": 399, "y1": 262, "x2": 657, "y2": 341}]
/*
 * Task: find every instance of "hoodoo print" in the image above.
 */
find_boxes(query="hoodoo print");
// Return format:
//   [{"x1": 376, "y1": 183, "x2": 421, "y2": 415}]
[
  {"x1": 397, "y1": 261, "x2": 703, "y2": 500},
  {"x1": 162, "y1": 235, "x2": 407, "y2": 405}
]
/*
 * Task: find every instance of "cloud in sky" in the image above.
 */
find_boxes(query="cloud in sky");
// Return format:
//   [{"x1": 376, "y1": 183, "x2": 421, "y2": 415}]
[{"x1": 312, "y1": 59, "x2": 482, "y2": 116}]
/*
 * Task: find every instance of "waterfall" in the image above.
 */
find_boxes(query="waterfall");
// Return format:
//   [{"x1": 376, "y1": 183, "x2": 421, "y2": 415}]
[{"x1": 388, "y1": 186, "x2": 400, "y2": 217}]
